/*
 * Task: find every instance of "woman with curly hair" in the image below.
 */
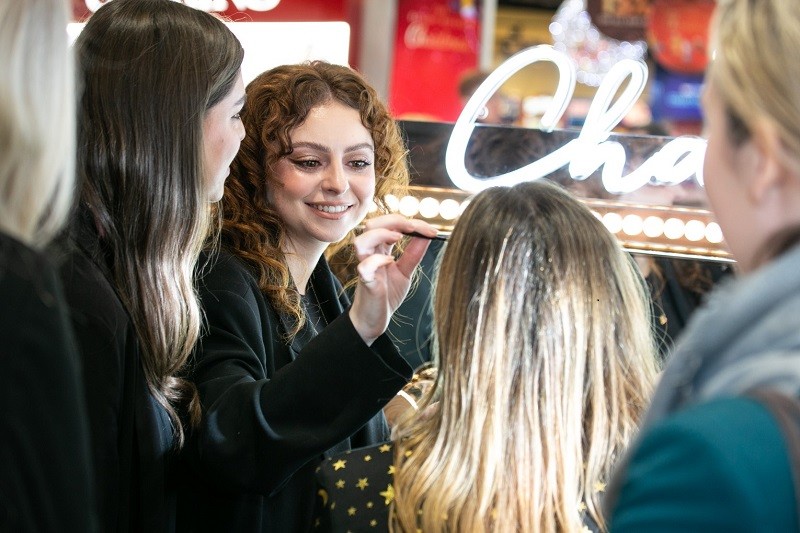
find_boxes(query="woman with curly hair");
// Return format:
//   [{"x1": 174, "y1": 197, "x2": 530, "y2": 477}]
[{"x1": 181, "y1": 61, "x2": 437, "y2": 532}]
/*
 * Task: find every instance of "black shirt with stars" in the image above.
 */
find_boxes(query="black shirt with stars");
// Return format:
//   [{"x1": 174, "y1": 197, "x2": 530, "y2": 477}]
[
  {"x1": 314, "y1": 441, "x2": 601, "y2": 532},
  {"x1": 314, "y1": 442, "x2": 397, "y2": 531}
]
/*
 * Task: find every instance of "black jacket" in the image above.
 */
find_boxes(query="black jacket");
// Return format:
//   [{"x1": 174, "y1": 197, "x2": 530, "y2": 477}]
[
  {"x1": 57, "y1": 221, "x2": 176, "y2": 532},
  {"x1": 0, "y1": 232, "x2": 96, "y2": 531},
  {"x1": 179, "y1": 250, "x2": 412, "y2": 532}
]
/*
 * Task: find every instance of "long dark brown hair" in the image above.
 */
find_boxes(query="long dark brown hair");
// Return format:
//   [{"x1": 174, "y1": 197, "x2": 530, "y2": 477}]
[
  {"x1": 221, "y1": 61, "x2": 409, "y2": 337},
  {"x1": 75, "y1": 0, "x2": 243, "y2": 447}
]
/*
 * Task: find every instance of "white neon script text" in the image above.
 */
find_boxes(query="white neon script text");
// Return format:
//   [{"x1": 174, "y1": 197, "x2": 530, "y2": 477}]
[
  {"x1": 445, "y1": 45, "x2": 707, "y2": 194},
  {"x1": 85, "y1": 0, "x2": 281, "y2": 13}
]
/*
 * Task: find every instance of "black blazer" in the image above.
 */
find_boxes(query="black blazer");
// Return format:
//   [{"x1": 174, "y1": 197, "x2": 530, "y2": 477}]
[
  {"x1": 57, "y1": 222, "x2": 176, "y2": 532},
  {"x1": 179, "y1": 250, "x2": 412, "y2": 532},
  {"x1": 0, "y1": 232, "x2": 96, "y2": 532}
]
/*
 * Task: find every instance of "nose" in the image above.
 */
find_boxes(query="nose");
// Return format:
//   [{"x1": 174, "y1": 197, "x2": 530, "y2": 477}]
[{"x1": 322, "y1": 163, "x2": 349, "y2": 195}]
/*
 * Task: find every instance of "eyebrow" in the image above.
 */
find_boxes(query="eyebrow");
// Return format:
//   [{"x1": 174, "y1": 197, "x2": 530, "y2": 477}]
[{"x1": 291, "y1": 141, "x2": 374, "y2": 153}]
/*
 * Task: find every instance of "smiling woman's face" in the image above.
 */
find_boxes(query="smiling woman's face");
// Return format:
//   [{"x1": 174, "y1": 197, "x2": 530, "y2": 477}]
[{"x1": 268, "y1": 101, "x2": 376, "y2": 257}]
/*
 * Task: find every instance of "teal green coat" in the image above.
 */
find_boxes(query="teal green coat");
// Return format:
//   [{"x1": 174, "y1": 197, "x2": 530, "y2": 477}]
[{"x1": 610, "y1": 397, "x2": 798, "y2": 532}]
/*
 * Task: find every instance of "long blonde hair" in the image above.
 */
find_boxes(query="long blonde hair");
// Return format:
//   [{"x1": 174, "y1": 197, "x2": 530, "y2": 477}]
[
  {"x1": 0, "y1": 0, "x2": 74, "y2": 247},
  {"x1": 392, "y1": 180, "x2": 658, "y2": 532}
]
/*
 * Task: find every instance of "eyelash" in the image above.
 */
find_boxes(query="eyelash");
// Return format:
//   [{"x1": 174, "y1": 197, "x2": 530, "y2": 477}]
[{"x1": 291, "y1": 159, "x2": 372, "y2": 170}]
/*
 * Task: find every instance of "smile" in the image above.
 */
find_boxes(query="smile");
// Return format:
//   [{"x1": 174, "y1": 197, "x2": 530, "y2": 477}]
[{"x1": 310, "y1": 204, "x2": 350, "y2": 214}]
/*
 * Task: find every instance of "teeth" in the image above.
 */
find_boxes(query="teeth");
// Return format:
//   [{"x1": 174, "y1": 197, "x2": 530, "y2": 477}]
[{"x1": 312, "y1": 204, "x2": 349, "y2": 214}]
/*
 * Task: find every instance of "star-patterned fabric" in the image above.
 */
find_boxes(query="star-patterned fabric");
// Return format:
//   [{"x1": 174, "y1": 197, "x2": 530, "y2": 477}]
[
  {"x1": 314, "y1": 442, "x2": 603, "y2": 532},
  {"x1": 314, "y1": 442, "x2": 396, "y2": 531}
]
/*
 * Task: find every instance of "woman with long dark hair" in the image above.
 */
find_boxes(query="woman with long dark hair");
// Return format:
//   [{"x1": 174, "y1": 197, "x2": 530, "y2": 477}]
[{"x1": 59, "y1": 1, "x2": 245, "y2": 530}]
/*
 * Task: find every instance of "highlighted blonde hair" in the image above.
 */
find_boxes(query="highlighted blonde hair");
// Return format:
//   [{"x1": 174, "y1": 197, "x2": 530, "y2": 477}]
[{"x1": 392, "y1": 180, "x2": 658, "y2": 532}]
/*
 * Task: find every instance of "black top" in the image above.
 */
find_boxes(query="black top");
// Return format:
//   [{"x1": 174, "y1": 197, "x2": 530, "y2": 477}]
[
  {"x1": 0, "y1": 232, "x2": 96, "y2": 531},
  {"x1": 315, "y1": 442, "x2": 601, "y2": 532},
  {"x1": 56, "y1": 219, "x2": 176, "y2": 532},
  {"x1": 178, "y1": 250, "x2": 413, "y2": 533},
  {"x1": 647, "y1": 258, "x2": 732, "y2": 360}
]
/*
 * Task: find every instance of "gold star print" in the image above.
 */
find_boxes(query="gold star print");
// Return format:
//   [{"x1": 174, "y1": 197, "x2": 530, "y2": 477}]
[
  {"x1": 314, "y1": 518, "x2": 320, "y2": 528},
  {"x1": 348, "y1": 507, "x2": 357, "y2": 516},
  {"x1": 388, "y1": 465, "x2": 396, "y2": 475},
  {"x1": 379, "y1": 444, "x2": 391, "y2": 453},
  {"x1": 356, "y1": 478, "x2": 369, "y2": 490},
  {"x1": 366, "y1": 502, "x2": 374, "y2": 509},
  {"x1": 370, "y1": 519, "x2": 378, "y2": 527},
  {"x1": 333, "y1": 459, "x2": 347, "y2": 471},
  {"x1": 578, "y1": 502, "x2": 587, "y2": 512},
  {"x1": 336, "y1": 479, "x2": 345, "y2": 489},
  {"x1": 364, "y1": 455, "x2": 372, "y2": 462},
  {"x1": 379, "y1": 484, "x2": 395, "y2": 505},
  {"x1": 594, "y1": 481, "x2": 606, "y2": 493},
  {"x1": 404, "y1": 450, "x2": 413, "y2": 458}
]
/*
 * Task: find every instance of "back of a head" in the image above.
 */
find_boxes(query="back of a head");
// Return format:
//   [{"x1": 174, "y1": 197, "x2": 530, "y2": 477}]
[
  {"x1": 394, "y1": 180, "x2": 657, "y2": 532},
  {"x1": 0, "y1": 0, "x2": 74, "y2": 247}
]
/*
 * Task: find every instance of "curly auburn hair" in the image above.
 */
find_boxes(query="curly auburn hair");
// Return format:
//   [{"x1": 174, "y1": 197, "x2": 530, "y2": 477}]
[{"x1": 221, "y1": 61, "x2": 410, "y2": 337}]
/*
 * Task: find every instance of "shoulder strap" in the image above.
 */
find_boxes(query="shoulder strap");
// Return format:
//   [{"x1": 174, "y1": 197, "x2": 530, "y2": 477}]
[{"x1": 746, "y1": 388, "x2": 800, "y2": 529}]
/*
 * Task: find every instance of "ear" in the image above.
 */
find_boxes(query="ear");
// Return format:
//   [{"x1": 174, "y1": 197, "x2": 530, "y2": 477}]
[{"x1": 747, "y1": 120, "x2": 787, "y2": 204}]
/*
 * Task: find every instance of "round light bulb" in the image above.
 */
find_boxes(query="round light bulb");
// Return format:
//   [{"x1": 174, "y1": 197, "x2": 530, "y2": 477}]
[
  {"x1": 398, "y1": 195, "x2": 420, "y2": 217},
  {"x1": 602, "y1": 212, "x2": 623, "y2": 234},
  {"x1": 663, "y1": 218, "x2": 685, "y2": 240}
]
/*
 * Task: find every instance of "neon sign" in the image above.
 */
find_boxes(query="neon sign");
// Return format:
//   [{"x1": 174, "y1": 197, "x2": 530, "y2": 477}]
[
  {"x1": 445, "y1": 45, "x2": 707, "y2": 194},
  {"x1": 84, "y1": 0, "x2": 281, "y2": 13}
]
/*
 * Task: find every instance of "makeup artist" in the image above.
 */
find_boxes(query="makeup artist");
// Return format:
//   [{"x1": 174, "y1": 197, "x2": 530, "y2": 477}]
[{"x1": 179, "y1": 61, "x2": 438, "y2": 532}]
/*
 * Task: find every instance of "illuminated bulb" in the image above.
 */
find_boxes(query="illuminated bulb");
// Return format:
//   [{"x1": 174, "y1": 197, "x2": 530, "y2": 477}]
[
  {"x1": 663, "y1": 218, "x2": 685, "y2": 240},
  {"x1": 398, "y1": 195, "x2": 420, "y2": 217},
  {"x1": 459, "y1": 200, "x2": 471, "y2": 215},
  {"x1": 417, "y1": 197, "x2": 440, "y2": 219},
  {"x1": 602, "y1": 212, "x2": 623, "y2": 234},
  {"x1": 684, "y1": 219, "x2": 706, "y2": 242},
  {"x1": 439, "y1": 199, "x2": 461, "y2": 220},
  {"x1": 642, "y1": 216, "x2": 665, "y2": 238},
  {"x1": 384, "y1": 194, "x2": 400, "y2": 212},
  {"x1": 622, "y1": 214, "x2": 643, "y2": 236},
  {"x1": 706, "y1": 222, "x2": 724, "y2": 244}
]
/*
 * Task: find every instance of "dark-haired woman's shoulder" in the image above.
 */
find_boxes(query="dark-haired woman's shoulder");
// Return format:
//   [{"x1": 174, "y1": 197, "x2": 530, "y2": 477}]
[
  {"x1": 57, "y1": 233, "x2": 175, "y2": 532},
  {"x1": 0, "y1": 232, "x2": 96, "y2": 532},
  {"x1": 610, "y1": 396, "x2": 798, "y2": 532},
  {"x1": 314, "y1": 441, "x2": 396, "y2": 532}
]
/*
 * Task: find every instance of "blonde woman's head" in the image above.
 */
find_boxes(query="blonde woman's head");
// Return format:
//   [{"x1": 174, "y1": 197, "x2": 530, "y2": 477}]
[
  {"x1": 393, "y1": 180, "x2": 657, "y2": 532},
  {"x1": 0, "y1": 0, "x2": 74, "y2": 247}
]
